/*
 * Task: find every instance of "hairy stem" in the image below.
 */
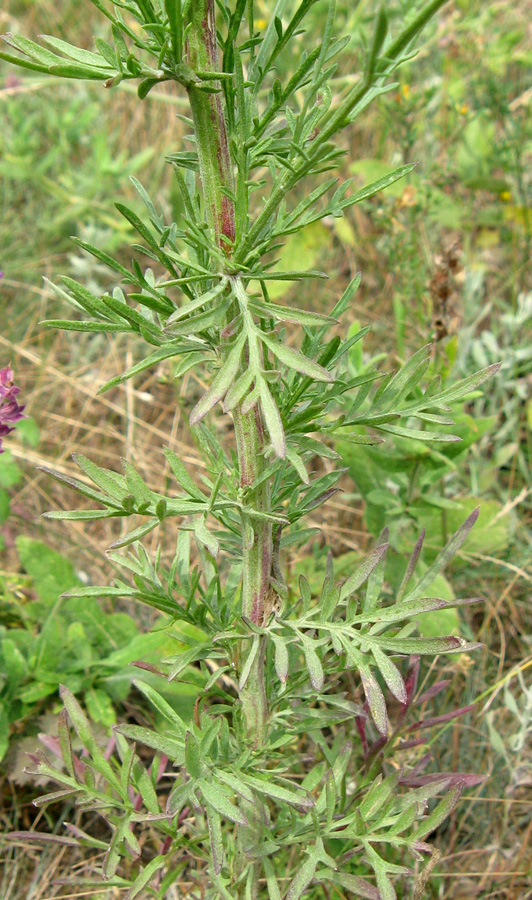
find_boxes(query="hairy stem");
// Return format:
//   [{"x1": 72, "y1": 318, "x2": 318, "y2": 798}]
[{"x1": 185, "y1": 0, "x2": 270, "y2": 744}]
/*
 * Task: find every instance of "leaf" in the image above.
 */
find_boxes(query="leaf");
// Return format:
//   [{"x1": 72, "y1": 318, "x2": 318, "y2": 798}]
[
  {"x1": 185, "y1": 731, "x2": 202, "y2": 779},
  {"x1": 131, "y1": 681, "x2": 187, "y2": 739},
  {"x1": 432, "y1": 363, "x2": 500, "y2": 406},
  {"x1": 371, "y1": 647, "x2": 407, "y2": 703},
  {"x1": 72, "y1": 453, "x2": 126, "y2": 500},
  {"x1": 114, "y1": 725, "x2": 184, "y2": 761},
  {"x1": 3, "y1": 33, "x2": 64, "y2": 67},
  {"x1": 40, "y1": 35, "x2": 112, "y2": 68},
  {"x1": 261, "y1": 333, "x2": 333, "y2": 382},
  {"x1": 286, "y1": 447, "x2": 309, "y2": 484},
  {"x1": 60, "y1": 687, "x2": 121, "y2": 791},
  {"x1": 84, "y1": 688, "x2": 116, "y2": 728},
  {"x1": 286, "y1": 854, "x2": 319, "y2": 900},
  {"x1": 240, "y1": 773, "x2": 314, "y2": 809},
  {"x1": 303, "y1": 639, "x2": 324, "y2": 691},
  {"x1": 414, "y1": 786, "x2": 463, "y2": 840},
  {"x1": 109, "y1": 519, "x2": 159, "y2": 549},
  {"x1": 98, "y1": 343, "x2": 192, "y2": 393},
  {"x1": 15, "y1": 537, "x2": 81, "y2": 602},
  {"x1": 206, "y1": 805, "x2": 224, "y2": 875},
  {"x1": 165, "y1": 279, "x2": 228, "y2": 325},
  {"x1": 250, "y1": 299, "x2": 337, "y2": 327},
  {"x1": 271, "y1": 633, "x2": 289, "y2": 683},
  {"x1": 198, "y1": 780, "x2": 248, "y2": 825},
  {"x1": 258, "y1": 379, "x2": 286, "y2": 458},
  {"x1": 239, "y1": 634, "x2": 261, "y2": 691},
  {"x1": 163, "y1": 448, "x2": 205, "y2": 501},
  {"x1": 124, "y1": 856, "x2": 166, "y2": 900},
  {"x1": 339, "y1": 543, "x2": 388, "y2": 602},
  {"x1": 263, "y1": 858, "x2": 283, "y2": 900},
  {"x1": 214, "y1": 770, "x2": 254, "y2": 804},
  {"x1": 320, "y1": 872, "x2": 379, "y2": 900},
  {"x1": 189, "y1": 334, "x2": 246, "y2": 425},
  {"x1": 403, "y1": 509, "x2": 479, "y2": 602},
  {"x1": 376, "y1": 424, "x2": 461, "y2": 442}
]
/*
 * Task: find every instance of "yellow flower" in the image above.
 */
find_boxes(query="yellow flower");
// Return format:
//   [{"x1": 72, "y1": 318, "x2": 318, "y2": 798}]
[
  {"x1": 500, "y1": 191, "x2": 511, "y2": 202},
  {"x1": 401, "y1": 84, "x2": 410, "y2": 100},
  {"x1": 256, "y1": 18, "x2": 267, "y2": 29},
  {"x1": 460, "y1": 104, "x2": 469, "y2": 115}
]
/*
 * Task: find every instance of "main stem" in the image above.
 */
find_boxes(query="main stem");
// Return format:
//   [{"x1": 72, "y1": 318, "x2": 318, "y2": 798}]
[{"x1": 185, "y1": 0, "x2": 271, "y2": 743}]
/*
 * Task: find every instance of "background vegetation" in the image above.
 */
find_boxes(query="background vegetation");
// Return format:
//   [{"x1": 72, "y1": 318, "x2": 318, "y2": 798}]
[{"x1": 0, "y1": 0, "x2": 531, "y2": 897}]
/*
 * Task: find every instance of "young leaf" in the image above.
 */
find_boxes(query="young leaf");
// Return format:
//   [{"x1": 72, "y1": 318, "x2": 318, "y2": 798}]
[
  {"x1": 302, "y1": 639, "x2": 324, "y2": 692},
  {"x1": 131, "y1": 681, "x2": 187, "y2": 739},
  {"x1": 403, "y1": 509, "x2": 479, "y2": 602},
  {"x1": 239, "y1": 634, "x2": 261, "y2": 691},
  {"x1": 339, "y1": 543, "x2": 388, "y2": 602},
  {"x1": 185, "y1": 731, "x2": 203, "y2": 780},
  {"x1": 206, "y1": 805, "x2": 224, "y2": 875},
  {"x1": 261, "y1": 333, "x2": 333, "y2": 382},
  {"x1": 258, "y1": 379, "x2": 286, "y2": 458},
  {"x1": 271, "y1": 633, "x2": 289, "y2": 683},
  {"x1": 189, "y1": 334, "x2": 246, "y2": 425},
  {"x1": 371, "y1": 646, "x2": 407, "y2": 704}
]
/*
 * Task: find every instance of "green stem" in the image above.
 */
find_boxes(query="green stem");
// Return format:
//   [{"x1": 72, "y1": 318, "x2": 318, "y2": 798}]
[
  {"x1": 185, "y1": 0, "x2": 271, "y2": 744},
  {"x1": 185, "y1": 0, "x2": 235, "y2": 251}
]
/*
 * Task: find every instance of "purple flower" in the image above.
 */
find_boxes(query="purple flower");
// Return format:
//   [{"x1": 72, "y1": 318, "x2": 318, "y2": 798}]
[{"x1": 0, "y1": 366, "x2": 26, "y2": 453}]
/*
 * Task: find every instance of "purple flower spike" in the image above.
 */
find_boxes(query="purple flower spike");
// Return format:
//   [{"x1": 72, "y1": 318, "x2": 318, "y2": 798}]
[{"x1": 0, "y1": 365, "x2": 26, "y2": 453}]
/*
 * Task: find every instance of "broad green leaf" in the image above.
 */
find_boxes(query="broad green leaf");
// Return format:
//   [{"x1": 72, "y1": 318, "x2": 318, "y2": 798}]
[{"x1": 15, "y1": 537, "x2": 81, "y2": 602}]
